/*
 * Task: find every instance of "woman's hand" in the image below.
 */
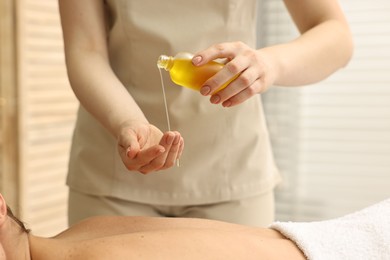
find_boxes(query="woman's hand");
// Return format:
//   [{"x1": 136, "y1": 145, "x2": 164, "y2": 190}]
[
  {"x1": 117, "y1": 121, "x2": 184, "y2": 174},
  {"x1": 192, "y1": 41, "x2": 276, "y2": 108},
  {"x1": 193, "y1": 0, "x2": 354, "y2": 108}
]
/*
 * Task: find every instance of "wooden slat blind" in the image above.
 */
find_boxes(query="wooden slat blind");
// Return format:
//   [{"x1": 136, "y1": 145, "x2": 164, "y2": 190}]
[
  {"x1": 18, "y1": 0, "x2": 78, "y2": 236},
  {"x1": 0, "y1": 0, "x2": 19, "y2": 210}
]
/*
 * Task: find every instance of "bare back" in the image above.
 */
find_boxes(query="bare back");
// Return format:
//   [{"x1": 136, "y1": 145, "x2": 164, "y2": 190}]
[{"x1": 29, "y1": 216, "x2": 305, "y2": 260}]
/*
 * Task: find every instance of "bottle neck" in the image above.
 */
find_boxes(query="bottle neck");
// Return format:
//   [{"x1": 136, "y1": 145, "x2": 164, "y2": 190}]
[{"x1": 157, "y1": 55, "x2": 174, "y2": 71}]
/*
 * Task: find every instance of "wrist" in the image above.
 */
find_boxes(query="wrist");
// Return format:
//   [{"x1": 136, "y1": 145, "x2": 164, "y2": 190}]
[
  {"x1": 115, "y1": 118, "x2": 148, "y2": 139},
  {"x1": 256, "y1": 48, "x2": 278, "y2": 91}
]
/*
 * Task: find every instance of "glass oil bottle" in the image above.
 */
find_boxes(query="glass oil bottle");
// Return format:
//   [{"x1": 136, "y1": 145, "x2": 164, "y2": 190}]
[{"x1": 157, "y1": 52, "x2": 237, "y2": 93}]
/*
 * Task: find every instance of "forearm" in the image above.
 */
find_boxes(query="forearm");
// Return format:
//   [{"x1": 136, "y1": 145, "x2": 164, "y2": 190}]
[
  {"x1": 66, "y1": 50, "x2": 148, "y2": 137},
  {"x1": 264, "y1": 19, "x2": 353, "y2": 87}
]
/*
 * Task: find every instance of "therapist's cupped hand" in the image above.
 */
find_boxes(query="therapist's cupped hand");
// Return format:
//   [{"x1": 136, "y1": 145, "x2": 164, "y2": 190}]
[
  {"x1": 192, "y1": 41, "x2": 276, "y2": 107},
  {"x1": 117, "y1": 121, "x2": 184, "y2": 174}
]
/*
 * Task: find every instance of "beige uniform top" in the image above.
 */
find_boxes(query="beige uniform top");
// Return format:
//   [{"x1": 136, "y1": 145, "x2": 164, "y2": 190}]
[{"x1": 67, "y1": 0, "x2": 281, "y2": 205}]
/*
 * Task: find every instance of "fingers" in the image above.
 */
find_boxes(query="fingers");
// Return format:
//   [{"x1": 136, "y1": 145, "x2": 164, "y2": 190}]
[
  {"x1": 159, "y1": 132, "x2": 181, "y2": 168},
  {"x1": 121, "y1": 144, "x2": 166, "y2": 172},
  {"x1": 194, "y1": 43, "x2": 245, "y2": 96},
  {"x1": 218, "y1": 67, "x2": 265, "y2": 107},
  {"x1": 193, "y1": 42, "x2": 239, "y2": 66},
  {"x1": 176, "y1": 137, "x2": 184, "y2": 160},
  {"x1": 221, "y1": 81, "x2": 263, "y2": 107},
  {"x1": 117, "y1": 122, "x2": 184, "y2": 174},
  {"x1": 193, "y1": 42, "x2": 270, "y2": 107},
  {"x1": 117, "y1": 128, "x2": 140, "y2": 160},
  {"x1": 121, "y1": 131, "x2": 183, "y2": 175},
  {"x1": 139, "y1": 131, "x2": 183, "y2": 174}
]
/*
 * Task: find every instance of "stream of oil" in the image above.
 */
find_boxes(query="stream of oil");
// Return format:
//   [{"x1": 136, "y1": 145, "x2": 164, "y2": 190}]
[{"x1": 158, "y1": 68, "x2": 180, "y2": 167}]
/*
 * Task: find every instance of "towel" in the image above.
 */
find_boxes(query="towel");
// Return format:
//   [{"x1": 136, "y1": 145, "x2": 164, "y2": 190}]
[{"x1": 270, "y1": 199, "x2": 390, "y2": 260}]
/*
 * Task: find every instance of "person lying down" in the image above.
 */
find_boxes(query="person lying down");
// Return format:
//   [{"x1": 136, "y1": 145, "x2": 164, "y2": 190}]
[{"x1": 1, "y1": 193, "x2": 389, "y2": 260}]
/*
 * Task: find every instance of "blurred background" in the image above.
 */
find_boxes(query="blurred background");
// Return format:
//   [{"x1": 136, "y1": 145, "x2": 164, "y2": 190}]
[{"x1": 1, "y1": 0, "x2": 389, "y2": 237}]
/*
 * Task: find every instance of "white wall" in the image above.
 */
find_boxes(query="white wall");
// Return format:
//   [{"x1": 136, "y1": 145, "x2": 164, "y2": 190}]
[{"x1": 259, "y1": 0, "x2": 390, "y2": 221}]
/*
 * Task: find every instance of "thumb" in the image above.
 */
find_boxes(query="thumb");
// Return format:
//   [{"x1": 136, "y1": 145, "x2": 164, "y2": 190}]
[{"x1": 118, "y1": 129, "x2": 140, "y2": 160}]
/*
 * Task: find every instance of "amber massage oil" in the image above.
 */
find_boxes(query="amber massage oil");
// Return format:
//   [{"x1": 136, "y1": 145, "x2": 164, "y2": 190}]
[{"x1": 157, "y1": 52, "x2": 236, "y2": 93}]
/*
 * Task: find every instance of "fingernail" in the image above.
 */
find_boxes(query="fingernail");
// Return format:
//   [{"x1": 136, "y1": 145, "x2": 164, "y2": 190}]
[
  {"x1": 173, "y1": 135, "x2": 180, "y2": 145},
  {"x1": 200, "y1": 86, "x2": 211, "y2": 95},
  {"x1": 166, "y1": 133, "x2": 174, "y2": 144},
  {"x1": 223, "y1": 100, "x2": 232, "y2": 107},
  {"x1": 192, "y1": 56, "x2": 202, "y2": 65},
  {"x1": 210, "y1": 95, "x2": 221, "y2": 104}
]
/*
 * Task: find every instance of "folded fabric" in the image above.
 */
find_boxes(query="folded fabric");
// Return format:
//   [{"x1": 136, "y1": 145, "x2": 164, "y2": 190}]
[{"x1": 270, "y1": 198, "x2": 390, "y2": 260}]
